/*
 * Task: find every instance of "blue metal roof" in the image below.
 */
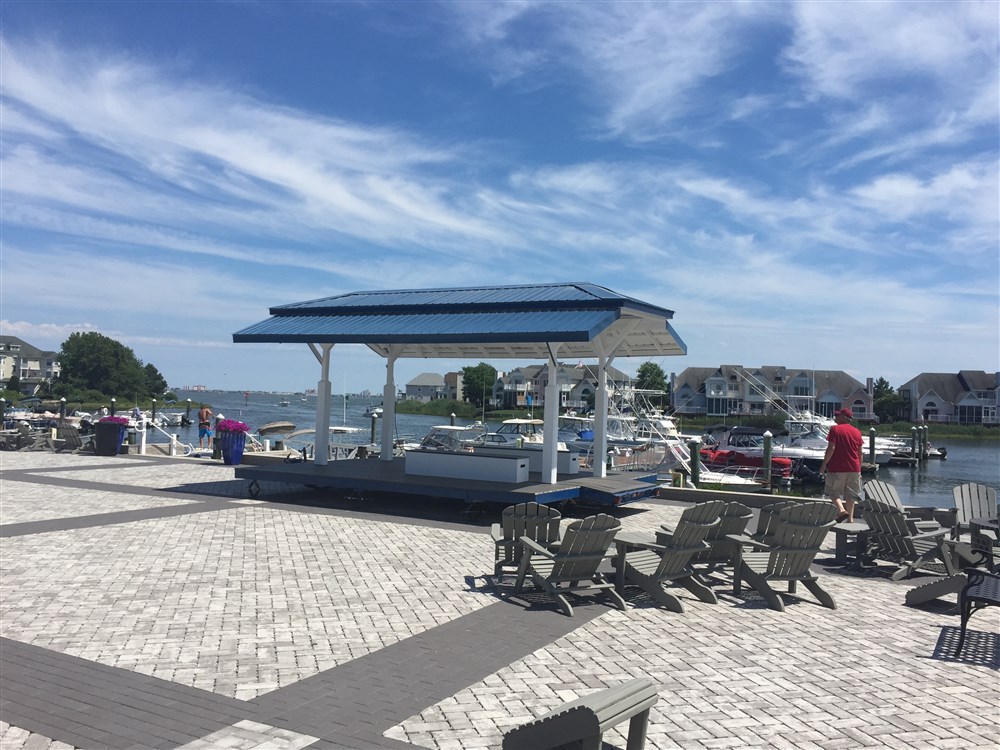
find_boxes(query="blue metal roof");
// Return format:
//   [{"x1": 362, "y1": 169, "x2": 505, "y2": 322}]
[{"x1": 234, "y1": 282, "x2": 686, "y2": 359}]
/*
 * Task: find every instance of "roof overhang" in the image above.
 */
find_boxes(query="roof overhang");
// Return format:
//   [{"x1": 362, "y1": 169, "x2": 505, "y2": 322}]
[{"x1": 233, "y1": 282, "x2": 687, "y2": 360}]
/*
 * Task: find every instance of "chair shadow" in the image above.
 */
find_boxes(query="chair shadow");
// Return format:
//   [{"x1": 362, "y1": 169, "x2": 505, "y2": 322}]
[{"x1": 928, "y1": 626, "x2": 999, "y2": 669}]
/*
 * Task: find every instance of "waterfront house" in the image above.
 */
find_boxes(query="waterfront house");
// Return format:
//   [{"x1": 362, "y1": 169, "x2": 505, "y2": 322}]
[
  {"x1": 898, "y1": 370, "x2": 999, "y2": 425},
  {"x1": 404, "y1": 372, "x2": 447, "y2": 402},
  {"x1": 0, "y1": 336, "x2": 61, "y2": 395},
  {"x1": 671, "y1": 365, "x2": 875, "y2": 421}
]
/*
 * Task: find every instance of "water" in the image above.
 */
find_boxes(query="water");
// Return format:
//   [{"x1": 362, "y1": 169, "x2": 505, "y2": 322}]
[
  {"x1": 153, "y1": 389, "x2": 483, "y2": 447},
  {"x1": 156, "y1": 390, "x2": 999, "y2": 509}
]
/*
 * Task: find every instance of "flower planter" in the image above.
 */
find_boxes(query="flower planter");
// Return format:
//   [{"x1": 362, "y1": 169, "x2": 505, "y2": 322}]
[
  {"x1": 94, "y1": 422, "x2": 126, "y2": 456},
  {"x1": 217, "y1": 430, "x2": 246, "y2": 466}
]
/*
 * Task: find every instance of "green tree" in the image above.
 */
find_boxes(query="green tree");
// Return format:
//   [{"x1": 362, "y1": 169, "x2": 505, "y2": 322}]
[
  {"x1": 7, "y1": 374, "x2": 20, "y2": 393},
  {"x1": 58, "y1": 332, "x2": 149, "y2": 400},
  {"x1": 144, "y1": 363, "x2": 168, "y2": 396},
  {"x1": 461, "y1": 362, "x2": 497, "y2": 409},
  {"x1": 872, "y1": 376, "x2": 905, "y2": 423},
  {"x1": 635, "y1": 361, "x2": 670, "y2": 397}
]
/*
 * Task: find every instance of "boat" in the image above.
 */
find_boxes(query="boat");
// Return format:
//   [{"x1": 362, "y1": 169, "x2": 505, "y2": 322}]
[
  {"x1": 278, "y1": 399, "x2": 290, "y2": 407},
  {"x1": 405, "y1": 423, "x2": 488, "y2": 452},
  {"x1": 363, "y1": 405, "x2": 383, "y2": 418},
  {"x1": 257, "y1": 420, "x2": 296, "y2": 436},
  {"x1": 657, "y1": 439, "x2": 765, "y2": 491}
]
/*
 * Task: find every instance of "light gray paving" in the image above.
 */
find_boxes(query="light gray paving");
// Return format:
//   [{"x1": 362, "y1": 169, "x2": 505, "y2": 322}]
[
  {"x1": 1, "y1": 508, "x2": 492, "y2": 700},
  {"x1": 1, "y1": 451, "x2": 998, "y2": 750}
]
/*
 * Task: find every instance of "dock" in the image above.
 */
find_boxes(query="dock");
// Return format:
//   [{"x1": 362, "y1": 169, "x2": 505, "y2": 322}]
[{"x1": 234, "y1": 455, "x2": 659, "y2": 507}]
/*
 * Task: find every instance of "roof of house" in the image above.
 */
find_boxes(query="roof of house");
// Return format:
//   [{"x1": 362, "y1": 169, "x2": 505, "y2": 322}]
[
  {"x1": 406, "y1": 373, "x2": 446, "y2": 387},
  {"x1": 900, "y1": 371, "x2": 1000, "y2": 404},
  {"x1": 0, "y1": 336, "x2": 58, "y2": 359},
  {"x1": 233, "y1": 282, "x2": 686, "y2": 360}
]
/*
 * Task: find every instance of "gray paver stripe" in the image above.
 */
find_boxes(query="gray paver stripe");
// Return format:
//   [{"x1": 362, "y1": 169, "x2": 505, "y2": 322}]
[
  {"x1": 249, "y1": 599, "x2": 609, "y2": 738},
  {"x1": 1, "y1": 593, "x2": 608, "y2": 749},
  {"x1": 0, "y1": 499, "x2": 241, "y2": 537},
  {"x1": 0, "y1": 637, "x2": 256, "y2": 749},
  {"x1": 1, "y1": 470, "x2": 496, "y2": 536}
]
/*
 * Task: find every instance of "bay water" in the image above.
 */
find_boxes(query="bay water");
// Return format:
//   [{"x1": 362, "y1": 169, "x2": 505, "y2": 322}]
[{"x1": 155, "y1": 390, "x2": 999, "y2": 510}]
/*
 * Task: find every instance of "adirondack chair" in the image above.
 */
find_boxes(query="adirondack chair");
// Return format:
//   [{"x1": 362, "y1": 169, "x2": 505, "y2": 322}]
[
  {"x1": 951, "y1": 483, "x2": 998, "y2": 540},
  {"x1": 688, "y1": 501, "x2": 754, "y2": 576},
  {"x1": 616, "y1": 501, "x2": 726, "y2": 612},
  {"x1": 17, "y1": 423, "x2": 55, "y2": 452},
  {"x1": 733, "y1": 501, "x2": 837, "y2": 612},
  {"x1": 751, "y1": 500, "x2": 798, "y2": 543},
  {"x1": 863, "y1": 480, "x2": 941, "y2": 534},
  {"x1": 55, "y1": 424, "x2": 94, "y2": 454},
  {"x1": 491, "y1": 502, "x2": 562, "y2": 576},
  {"x1": 858, "y1": 496, "x2": 958, "y2": 581},
  {"x1": 514, "y1": 513, "x2": 626, "y2": 617}
]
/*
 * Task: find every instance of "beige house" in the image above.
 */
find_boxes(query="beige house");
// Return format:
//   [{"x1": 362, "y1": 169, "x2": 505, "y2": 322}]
[{"x1": 0, "y1": 336, "x2": 61, "y2": 394}]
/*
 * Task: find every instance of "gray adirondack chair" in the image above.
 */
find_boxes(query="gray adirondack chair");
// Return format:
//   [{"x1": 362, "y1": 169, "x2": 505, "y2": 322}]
[
  {"x1": 17, "y1": 423, "x2": 55, "y2": 451},
  {"x1": 734, "y1": 501, "x2": 838, "y2": 611},
  {"x1": 617, "y1": 501, "x2": 726, "y2": 612},
  {"x1": 751, "y1": 500, "x2": 799, "y2": 543},
  {"x1": 858, "y1": 496, "x2": 957, "y2": 581},
  {"x1": 514, "y1": 513, "x2": 626, "y2": 617},
  {"x1": 491, "y1": 502, "x2": 562, "y2": 576},
  {"x1": 951, "y1": 483, "x2": 998, "y2": 540},
  {"x1": 688, "y1": 501, "x2": 754, "y2": 575},
  {"x1": 55, "y1": 424, "x2": 94, "y2": 454},
  {"x1": 863, "y1": 480, "x2": 941, "y2": 534}
]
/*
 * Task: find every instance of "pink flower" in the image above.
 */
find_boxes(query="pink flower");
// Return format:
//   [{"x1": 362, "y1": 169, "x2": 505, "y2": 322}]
[{"x1": 216, "y1": 419, "x2": 249, "y2": 433}]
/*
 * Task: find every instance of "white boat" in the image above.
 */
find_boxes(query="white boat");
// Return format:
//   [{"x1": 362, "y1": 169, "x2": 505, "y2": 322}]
[
  {"x1": 658, "y1": 440, "x2": 764, "y2": 491},
  {"x1": 363, "y1": 405, "x2": 383, "y2": 418},
  {"x1": 404, "y1": 423, "x2": 487, "y2": 452},
  {"x1": 278, "y1": 399, "x2": 290, "y2": 407},
  {"x1": 257, "y1": 420, "x2": 296, "y2": 436},
  {"x1": 476, "y1": 418, "x2": 569, "y2": 450}
]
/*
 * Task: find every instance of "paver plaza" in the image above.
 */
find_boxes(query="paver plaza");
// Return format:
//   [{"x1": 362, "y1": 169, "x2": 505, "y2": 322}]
[{"x1": 1, "y1": 451, "x2": 997, "y2": 749}]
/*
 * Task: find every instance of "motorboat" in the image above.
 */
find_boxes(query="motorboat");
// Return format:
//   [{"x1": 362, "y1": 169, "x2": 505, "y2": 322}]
[
  {"x1": 405, "y1": 423, "x2": 487, "y2": 452},
  {"x1": 363, "y1": 405, "x2": 383, "y2": 418},
  {"x1": 257, "y1": 420, "x2": 296, "y2": 436}
]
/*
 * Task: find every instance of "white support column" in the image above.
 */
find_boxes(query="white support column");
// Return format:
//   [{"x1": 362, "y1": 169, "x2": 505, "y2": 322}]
[
  {"x1": 380, "y1": 347, "x2": 399, "y2": 460},
  {"x1": 542, "y1": 343, "x2": 561, "y2": 484},
  {"x1": 594, "y1": 353, "x2": 610, "y2": 478},
  {"x1": 313, "y1": 343, "x2": 334, "y2": 466}
]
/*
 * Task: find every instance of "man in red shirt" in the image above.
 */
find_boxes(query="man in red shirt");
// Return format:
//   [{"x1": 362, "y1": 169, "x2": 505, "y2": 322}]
[{"x1": 820, "y1": 407, "x2": 864, "y2": 523}]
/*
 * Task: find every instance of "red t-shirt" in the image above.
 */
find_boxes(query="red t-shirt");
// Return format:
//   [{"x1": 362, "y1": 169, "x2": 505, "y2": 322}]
[{"x1": 827, "y1": 422, "x2": 863, "y2": 473}]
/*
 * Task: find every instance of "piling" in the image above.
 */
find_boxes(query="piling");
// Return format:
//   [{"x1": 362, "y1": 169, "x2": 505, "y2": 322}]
[
  {"x1": 688, "y1": 437, "x2": 701, "y2": 487},
  {"x1": 869, "y1": 427, "x2": 876, "y2": 467},
  {"x1": 762, "y1": 431, "x2": 773, "y2": 487}
]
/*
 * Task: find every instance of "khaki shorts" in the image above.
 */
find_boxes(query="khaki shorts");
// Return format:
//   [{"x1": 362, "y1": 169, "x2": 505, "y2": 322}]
[{"x1": 824, "y1": 472, "x2": 862, "y2": 501}]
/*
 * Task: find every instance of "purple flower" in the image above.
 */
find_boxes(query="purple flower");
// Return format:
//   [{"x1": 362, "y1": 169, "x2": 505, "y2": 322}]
[
  {"x1": 98, "y1": 416, "x2": 130, "y2": 426},
  {"x1": 216, "y1": 419, "x2": 249, "y2": 433}
]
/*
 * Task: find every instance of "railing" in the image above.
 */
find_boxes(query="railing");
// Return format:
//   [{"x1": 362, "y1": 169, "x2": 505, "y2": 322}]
[{"x1": 136, "y1": 419, "x2": 195, "y2": 457}]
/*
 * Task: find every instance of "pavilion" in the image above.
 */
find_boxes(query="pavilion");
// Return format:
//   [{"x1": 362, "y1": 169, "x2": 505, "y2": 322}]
[{"x1": 233, "y1": 282, "x2": 686, "y2": 484}]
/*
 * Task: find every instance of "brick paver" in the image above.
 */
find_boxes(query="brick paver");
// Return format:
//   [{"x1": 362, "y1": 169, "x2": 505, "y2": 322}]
[{"x1": 1, "y1": 451, "x2": 997, "y2": 749}]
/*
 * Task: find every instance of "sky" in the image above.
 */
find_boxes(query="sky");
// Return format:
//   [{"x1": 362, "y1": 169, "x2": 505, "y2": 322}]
[{"x1": 1, "y1": 1, "x2": 998, "y2": 395}]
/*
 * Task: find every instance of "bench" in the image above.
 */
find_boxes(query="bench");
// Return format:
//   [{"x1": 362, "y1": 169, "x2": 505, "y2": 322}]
[{"x1": 502, "y1": 678, "x2": 658, "y2": 750}]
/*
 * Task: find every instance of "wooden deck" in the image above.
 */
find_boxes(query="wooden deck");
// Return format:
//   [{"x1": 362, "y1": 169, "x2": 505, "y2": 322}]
[{"x1": 234, "y1": 455, "x2": 658, "y2": 507}]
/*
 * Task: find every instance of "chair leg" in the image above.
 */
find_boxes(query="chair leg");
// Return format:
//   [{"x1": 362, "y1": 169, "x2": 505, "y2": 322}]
[
  {"x1": 628, "y1": 567, "x2": 684, "y2": 612},
  {"x1": 802, "y1": 578, "x2": 837, "y2": 609},
  {"x1": 679, "y1": 574, "x2": 718, "y2": 604},
  {"x1": 741, "y1": 566, "x2": 785, "y2": 612},
  {"x1": 605, "y1": 586, "x2": 628, "y2": 612},
  {"x1": 954, "y1": 598, "x2": 973, "y2": 657}
]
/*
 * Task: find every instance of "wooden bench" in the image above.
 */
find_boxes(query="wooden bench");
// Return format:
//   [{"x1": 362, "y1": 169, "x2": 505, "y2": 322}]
[{"x1": 502, "y1": 678, "x2": 658, "y2": 750}]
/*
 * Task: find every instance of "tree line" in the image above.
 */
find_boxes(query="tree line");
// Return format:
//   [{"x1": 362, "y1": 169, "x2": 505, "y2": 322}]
[{"x1": 5, "y1": 332, "x2": 171, "y2": 404}]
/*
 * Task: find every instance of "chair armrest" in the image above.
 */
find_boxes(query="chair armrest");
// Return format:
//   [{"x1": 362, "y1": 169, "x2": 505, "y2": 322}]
[
  {"x1": 490, "y1": 523, "x2": 504, "y2": 543},
  {"x1": 727, "y1": 533, "x2": 771, "y2": 550},
  {"x1": 519, "y1": 536, "x2": 556, "y2": 559},
  {"x1": 621, "y1": 539, "x2": 668, "y2": 554}
]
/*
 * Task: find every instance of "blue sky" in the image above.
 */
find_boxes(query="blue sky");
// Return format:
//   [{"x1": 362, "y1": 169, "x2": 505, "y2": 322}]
[{"x1": 2, "y1": 1, "x2": 998, "y2": 394}]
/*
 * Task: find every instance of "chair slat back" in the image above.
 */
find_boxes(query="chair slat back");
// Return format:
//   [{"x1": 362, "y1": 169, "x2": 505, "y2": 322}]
[
  {"x1": 501, "y1": 502, "x2": 562, "y2": 546},
  {"x1": 56, "y1": 425, "x2": 84, "y2": 448},
  {"x1": 764, "y1": 501, "x2": 835, "y2": 577},
  {"x1": 709, "y1": 502, "x2": 753, "y2": 540},
  {"x1": 953, "y1": 483, "x2": 998, "y2": 525},
  {"x1": 754, "y1": 501, "x2": 797, "y2": 540},
  {"x1": 864, "y1": 480, "x2": 904, "y2": 511},
  {"x1": 549, "y1": 514, "x2": 620, "y2": 581}
]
